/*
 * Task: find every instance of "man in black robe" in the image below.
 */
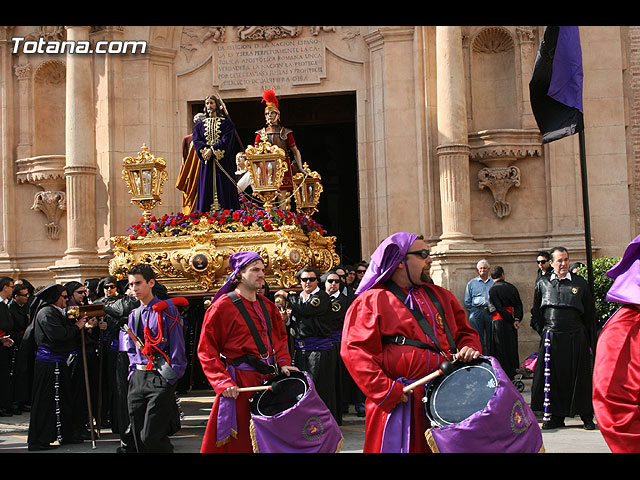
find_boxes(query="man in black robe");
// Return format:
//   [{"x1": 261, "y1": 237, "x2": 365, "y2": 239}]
[
  {"x1": 488, "y1": 266, "x2": 523, "y2": 380},
  {"x1": 530, "y1": 246, "x2": 597, "y2": 430},
  {"x1": 26, "y1": 284, "x2": 94, "y2": 450},
  {"x1": 8, "y1": 283, "x2": 32, "y2": 414},
  {"x1": 0, "y1": 277, "x2": 15, "y2": 417},
  {"x1": 282, "y1": 267, "x2": 341, "y2": 424}
]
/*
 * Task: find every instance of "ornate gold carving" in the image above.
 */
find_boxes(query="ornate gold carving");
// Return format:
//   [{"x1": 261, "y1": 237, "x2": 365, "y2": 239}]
[{"x1": 109, "y1": 224, "x2": 339, "y2": 294}]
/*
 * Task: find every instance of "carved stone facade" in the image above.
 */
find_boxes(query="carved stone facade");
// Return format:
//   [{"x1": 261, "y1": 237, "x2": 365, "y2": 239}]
[{"x1": 1, "y1": 26, "x2": 637, "y2": 357}]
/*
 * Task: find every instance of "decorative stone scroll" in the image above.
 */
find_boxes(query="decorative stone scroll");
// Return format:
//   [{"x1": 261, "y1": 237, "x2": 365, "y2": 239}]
[
  {"x1": 478, "y1": 166, "x2": 521, "y2": 218},
  {"x1": 16, "y1": 155, "x2": 67, "y2": 239}
]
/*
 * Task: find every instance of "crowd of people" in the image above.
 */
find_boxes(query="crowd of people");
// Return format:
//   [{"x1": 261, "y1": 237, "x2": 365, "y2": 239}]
[
  {"x1": 0, "y1": 269, "x2": 186, "y2": 452},
  {"x1": 1, "y1": 230, "x2": 639, "y2": 454}
]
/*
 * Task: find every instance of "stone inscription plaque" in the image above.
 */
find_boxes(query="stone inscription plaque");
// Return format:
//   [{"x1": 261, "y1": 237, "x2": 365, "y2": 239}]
[{"x1": 215, "y1": 37, "x2": 326, "y2": 91}]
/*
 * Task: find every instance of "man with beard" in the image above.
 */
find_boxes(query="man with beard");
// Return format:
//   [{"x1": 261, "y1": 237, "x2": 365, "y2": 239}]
[
  {"x1": 530, "y1": 246, "x2": 597, "y2": 430},
  {"x1": 26, "y1": 284, "x2": 94, "y2": 450},
  {"x1": 282, "y1": 267, "x2": 340, "y2": 423},
  {"x1": 192, "y1": 94, "x2": 239, "y2": 212},
  {"x1": 341, "y1": 233, "x2": 481, "y2": 453},
  {"x1": 198, "y1": 251, "x2": 296, "y2": 453},
  {"x1": 488, "y1": 266, "x2": 523, "y2": 380}
]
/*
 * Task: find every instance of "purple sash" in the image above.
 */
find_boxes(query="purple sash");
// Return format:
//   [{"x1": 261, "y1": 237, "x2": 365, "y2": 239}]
[
  {"x1": 215, "y1": 357, "x2": 275, "y2": 446},
  {"x1": 425, "y1": 356, "x2": 544, "y2": 453},
  {"x1": 380, "y1": 377, "x2": 413, "y2": 453},
  {"x1": 250, "y1": 371, "x2": 343, "y2": 453},
  {"x1": 295, "y1": 336, "x2": 334, "y2": 351},
  {"x1": 35, "y1": 346, "x2": 72, "y2": 363}
]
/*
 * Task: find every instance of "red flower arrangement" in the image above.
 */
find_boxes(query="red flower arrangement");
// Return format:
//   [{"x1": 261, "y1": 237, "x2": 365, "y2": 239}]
[{"x1": 126, "y1": 194, "x2": 325, "y2": 239}]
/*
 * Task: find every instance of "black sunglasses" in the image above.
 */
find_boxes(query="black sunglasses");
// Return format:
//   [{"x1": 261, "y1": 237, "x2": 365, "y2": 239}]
[
  {"x1": 105, "y1": 284, "x2": 117, "y2": 289},
  {"x1": 356, "y1": 270, "x2": 366, "y2": 274},
  {"x1": 406, "y1": 249, "x2": 431, "y2": 259},
  {"x1": 537, "y1": 260, "x2": 549, "y2": 264},
  {"x1": 326, "y1": 279, "x2": 341, "y2": 284},
  {"x1": 300, "y1": 277, "x2": 318, "y2": 283}
]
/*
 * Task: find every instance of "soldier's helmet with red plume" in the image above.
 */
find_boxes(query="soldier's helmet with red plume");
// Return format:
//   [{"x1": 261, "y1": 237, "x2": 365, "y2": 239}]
[{"x1": 262, "y1": 88, "x2": 280, "y2": 114}]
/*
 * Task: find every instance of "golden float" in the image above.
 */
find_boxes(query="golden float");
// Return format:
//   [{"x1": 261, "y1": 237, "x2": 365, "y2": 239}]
[{"x1": 109, "y1": 141, "x2": 339, "y2": 294}]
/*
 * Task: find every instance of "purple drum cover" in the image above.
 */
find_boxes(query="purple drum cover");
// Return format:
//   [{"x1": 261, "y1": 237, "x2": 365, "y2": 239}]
[
  {"x1": 249, "y1": 370, "x2": 343, "y2": 453},
  {"x1": 425, "y1": 356, "x2": 544, "y2": 453}
]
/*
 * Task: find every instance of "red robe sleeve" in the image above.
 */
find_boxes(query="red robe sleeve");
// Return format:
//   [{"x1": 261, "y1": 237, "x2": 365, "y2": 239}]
[
  {"x1": 340, "y1": 284, "x2": 481, "y2": 413},
  {"x1": 593, "y1": 306, "x2": 640, "y2": 453}
]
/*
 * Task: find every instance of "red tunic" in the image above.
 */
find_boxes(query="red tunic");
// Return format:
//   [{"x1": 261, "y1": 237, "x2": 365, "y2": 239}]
[
  {"x1": 593, "y1": 305, "x2": 640, "y2": 453},
  {"x1": 340, "y1": 284, "x2": 481, "y2": 453},
  {"x1": 197, "y1": 293, "x2": 292, "y2": 453}
]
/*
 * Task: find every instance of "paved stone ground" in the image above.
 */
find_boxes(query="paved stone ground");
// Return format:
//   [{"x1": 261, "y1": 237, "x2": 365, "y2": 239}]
[{"x1": 0, "y1": 379, "x2": 611, "y2": 454}]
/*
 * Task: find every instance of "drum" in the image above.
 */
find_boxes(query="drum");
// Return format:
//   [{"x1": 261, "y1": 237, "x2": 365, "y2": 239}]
[
  {"x1": 423, "y1": 356, "x2": 544, "y2": 453},
  {"x1": 424, "y1": 357, "x2": 497, "y2": 427},
  {"x1": 249, "y1": 370, "x2": 343, "y2": 453}
]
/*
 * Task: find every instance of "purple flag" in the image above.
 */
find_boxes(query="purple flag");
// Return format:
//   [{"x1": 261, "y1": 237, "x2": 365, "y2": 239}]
[
  {"x1": 530, "y1": 26, "x2": 584, "y2": 144},
  {"x1": 249, "y1": 371, "x2": 343, "y2": 453},
  {"x1": 425, "y1": 356, "x2": 544, "y2": 453}
]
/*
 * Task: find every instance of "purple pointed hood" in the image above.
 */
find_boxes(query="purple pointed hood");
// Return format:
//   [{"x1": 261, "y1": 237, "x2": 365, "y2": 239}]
[{"x1": 354, "y1": 232, "x2": 419, "y2": 296}]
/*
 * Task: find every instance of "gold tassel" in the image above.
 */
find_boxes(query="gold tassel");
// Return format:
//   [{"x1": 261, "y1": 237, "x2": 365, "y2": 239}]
[{"x1": 424, "y1": 429, "x2": 440, "y2": 453}]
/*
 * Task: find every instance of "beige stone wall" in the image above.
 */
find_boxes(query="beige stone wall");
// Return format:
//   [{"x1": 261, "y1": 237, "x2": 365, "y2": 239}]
[{"x1": 0, "y1": 25, "x2": 636, "y2": 356}]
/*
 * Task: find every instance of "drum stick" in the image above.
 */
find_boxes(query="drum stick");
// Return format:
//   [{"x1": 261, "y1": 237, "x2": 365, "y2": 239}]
[
  {"x1": 237, "y1": 385, "x2": 272, "y2": 392},
  {"x1": 403, "y1": 360, "x2": 455, "y2": 393}
]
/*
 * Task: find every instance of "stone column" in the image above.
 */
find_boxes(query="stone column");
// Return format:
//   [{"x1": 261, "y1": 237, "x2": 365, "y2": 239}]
[
  {"x1": 51, "y1": 26, "x2": 106, "y2": 281},
  {"x1": 434, "y1": 26, "x2": 476, "y2": 248}
]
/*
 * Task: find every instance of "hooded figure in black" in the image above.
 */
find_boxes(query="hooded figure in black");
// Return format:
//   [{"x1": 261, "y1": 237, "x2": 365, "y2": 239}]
[
  {"x1": 26, "y1": 284, "x2": 93, "y2": 450},
  {"x1": 285, "y1": 266, "x2": 341, "y2": 424}
]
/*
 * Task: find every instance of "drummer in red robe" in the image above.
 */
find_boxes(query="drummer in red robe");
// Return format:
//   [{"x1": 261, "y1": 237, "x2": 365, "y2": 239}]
[
  {"x1": 593, "y1": 234, "x2": 640, "y2": 453},
  {"x1": 340, "y1": 232, "x2": 481, "y2": 453},
  {"x1": 197, "y1": 251, "x2": 297, "y2": 453}
]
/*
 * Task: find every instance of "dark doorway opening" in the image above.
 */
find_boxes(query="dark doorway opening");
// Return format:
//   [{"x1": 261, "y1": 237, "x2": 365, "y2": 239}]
[{"x1": 189, "y1": 92, "x2": 361, "y2": 266}]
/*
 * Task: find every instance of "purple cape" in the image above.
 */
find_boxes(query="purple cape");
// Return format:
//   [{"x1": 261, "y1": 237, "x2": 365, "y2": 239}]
[
  {"x1": 606, "y1": 234, "x2": 640, "y2": 305},
  {"x1": 355, "y1": 232, "x2": 418, "y2": 295},
  {"x1": 213, "y1": 251, "x2": 263, "y2": 303}
]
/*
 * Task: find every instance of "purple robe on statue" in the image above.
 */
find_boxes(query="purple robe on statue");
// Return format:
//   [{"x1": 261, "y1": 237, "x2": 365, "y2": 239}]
[{"x1": 192, "y1": 116, "x2": 240, "y2": 213}]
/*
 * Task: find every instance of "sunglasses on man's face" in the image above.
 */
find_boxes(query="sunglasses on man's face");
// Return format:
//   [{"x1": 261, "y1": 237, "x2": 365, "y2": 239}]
[
  {"x1": 300, "y1": 277, "x2": 318, "y2": 283},
  {"x1": 326, "y1": 279, "x2": 341, "y2": 284},
  {"x1": 406, "y1": 249, "x2": 431, "y2": 259},
  {"x1": 105, "y1": 284, "x2": 117, "y2": 289}
]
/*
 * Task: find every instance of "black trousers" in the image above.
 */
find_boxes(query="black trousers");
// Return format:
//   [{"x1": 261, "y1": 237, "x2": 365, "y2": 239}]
[{"x1": 127, "y1": 369, "x2": 180, "y2": 453}]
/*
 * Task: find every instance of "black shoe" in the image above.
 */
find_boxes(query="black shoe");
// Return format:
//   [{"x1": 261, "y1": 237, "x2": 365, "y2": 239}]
[
  {"x1": 0, "y1": 409, "x2": 12, "y2": 417},
  {"x1": 583, "y1": 419, "x2": 596, "y2": 430},
  {"x1": 28, "y1": 443, "x2": 58, "y2": 451},
  {"x1": 61, "y1": 436, "x2": 84, "y2": 444},
  {"x1": 541, "y1": 417, "x2": 565, "y2": 430}
]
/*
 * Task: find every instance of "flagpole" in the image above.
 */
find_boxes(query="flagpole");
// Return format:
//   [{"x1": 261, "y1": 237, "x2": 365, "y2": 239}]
[{"x1": 578, "y1": 129, "x2": 595, "y2": 293}]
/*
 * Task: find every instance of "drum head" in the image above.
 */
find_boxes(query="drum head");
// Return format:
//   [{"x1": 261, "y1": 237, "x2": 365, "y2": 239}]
[
  {"x1": 250, "y1": 370, "x2": 309, "y2": 417},
  {"x1": 425, "y1": 359, "x2": 497, "y2": 427}
]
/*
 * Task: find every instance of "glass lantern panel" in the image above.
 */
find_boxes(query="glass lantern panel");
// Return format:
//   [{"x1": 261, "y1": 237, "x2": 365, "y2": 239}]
[{"x1": 141, "y1": 169, "x2": 153, "y2": 195}]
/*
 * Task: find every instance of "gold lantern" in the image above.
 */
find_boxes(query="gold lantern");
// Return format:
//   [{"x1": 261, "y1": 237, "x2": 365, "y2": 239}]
[
  {"x1": 243, "y1": 134, "x2": 288, "y2": 213},
  {"x1": 292, "y1": 163, "x2": 323, "y2": 216},
  {"x1": 122, "y1": 144, "x2": 168, "y2": 220}
]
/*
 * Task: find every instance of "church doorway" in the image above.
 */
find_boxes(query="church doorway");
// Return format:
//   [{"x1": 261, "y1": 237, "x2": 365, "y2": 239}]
[{"x1": 190, "y1": 92, "x2": 361, "y2": 266}]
